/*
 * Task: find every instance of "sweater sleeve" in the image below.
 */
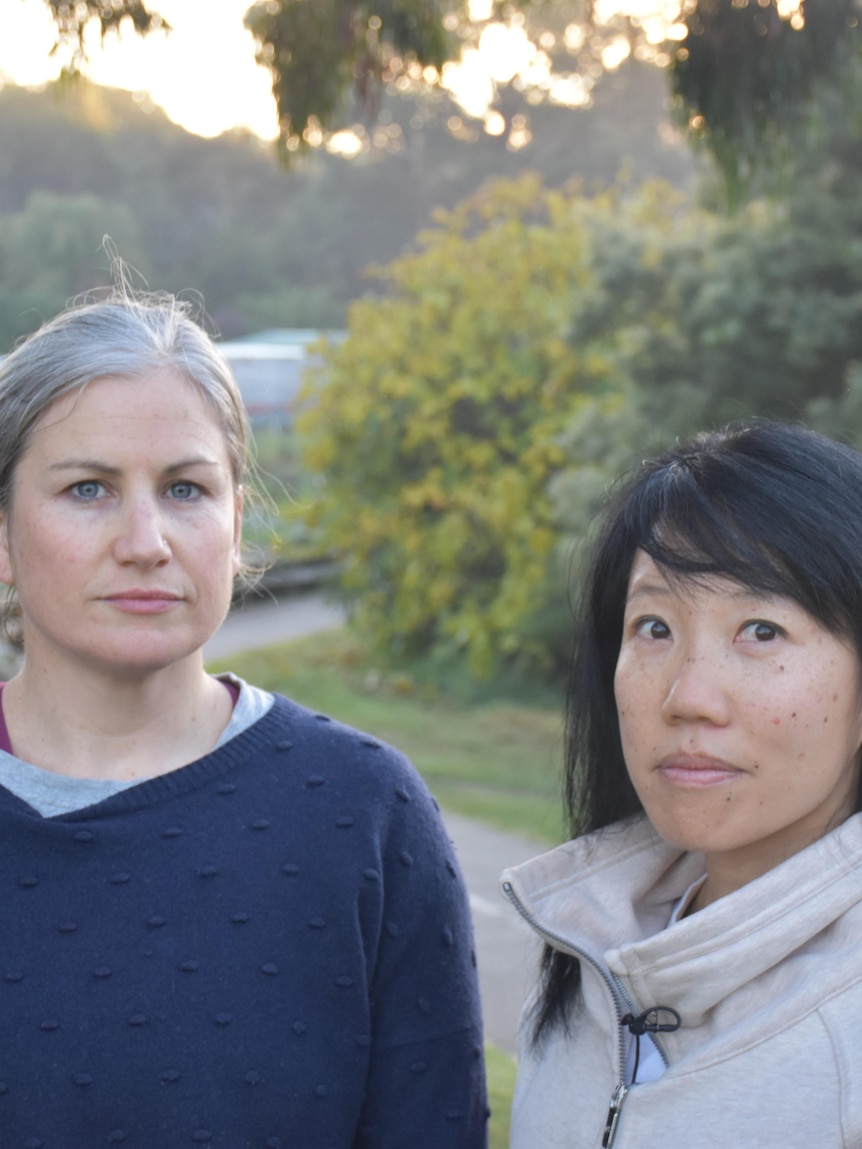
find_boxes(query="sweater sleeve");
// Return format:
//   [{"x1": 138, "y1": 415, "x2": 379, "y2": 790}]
[{"x1": 354, "y1": 758, "x2": 488, "y2": 1149}]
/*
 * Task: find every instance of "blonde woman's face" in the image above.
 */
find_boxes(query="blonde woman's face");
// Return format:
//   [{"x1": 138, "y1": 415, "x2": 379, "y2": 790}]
[
  {"x1": 0, "y1": 371, "x2": 242, "y2": 679},
  {"x1": 614, "y1": 550, "x2": 862, "y2": 885}
]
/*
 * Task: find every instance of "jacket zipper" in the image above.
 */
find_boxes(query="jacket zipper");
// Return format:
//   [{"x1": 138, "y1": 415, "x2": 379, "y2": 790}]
[
  {"x1": 501, "y1": 878, "x2": 663, "y2": 1148},
  {"x1": 602, "y1": 1082, "x2": 629, "y2": 1148}
]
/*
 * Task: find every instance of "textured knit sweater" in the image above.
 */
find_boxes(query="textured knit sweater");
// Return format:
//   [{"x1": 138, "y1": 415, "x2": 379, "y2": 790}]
[{"x1": 0, "y1": 694, "x2": 487, "y2": 1148}]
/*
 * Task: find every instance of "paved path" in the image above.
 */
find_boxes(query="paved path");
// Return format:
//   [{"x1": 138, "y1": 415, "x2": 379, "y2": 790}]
[
  {"x1": 204, "y1": 591, "x2": 346, "y2": 661},
  {"x1": 205, "y1": 593, "x2": 549, "y2": 1053},
  {"x1": 445, "y1": 812, "x2": 544, "y2": 1053}
]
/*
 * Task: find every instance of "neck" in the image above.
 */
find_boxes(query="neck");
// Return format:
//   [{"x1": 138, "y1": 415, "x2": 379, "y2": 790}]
[
  {"x1": 693, "y1": 809, "x2": 857, "y2": 913},
  {"x1": 2, "y1": 655, "x2": 232, "y2": 781}
]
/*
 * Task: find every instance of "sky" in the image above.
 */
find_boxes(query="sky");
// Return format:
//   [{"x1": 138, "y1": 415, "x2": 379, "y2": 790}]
[
  {"x1": 0, "y1": 0, "x2": 281, "y2": 139},
  {"x1": 0, "y1": 0, "x2": 699, "y2": 142}
]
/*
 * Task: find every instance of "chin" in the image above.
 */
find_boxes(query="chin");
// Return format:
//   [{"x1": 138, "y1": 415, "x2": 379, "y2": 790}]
[
  {"x1": 644, "y1": 811, "x2": 722, "y2": 856},
  {"x1": 76, "y1": 632, "x2": 210, "y2": 678}
]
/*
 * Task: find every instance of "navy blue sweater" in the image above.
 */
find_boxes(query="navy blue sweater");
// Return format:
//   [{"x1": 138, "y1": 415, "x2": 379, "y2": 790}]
[{"x1": 0, "y1": 695, "x2": 488, "y2": 1148}]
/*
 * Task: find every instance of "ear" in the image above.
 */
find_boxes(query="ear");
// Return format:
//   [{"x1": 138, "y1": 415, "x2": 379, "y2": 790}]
[
  {"x1": 0, "y1": 510, "x2": 14, "y2": 588},
  {"x1": 231, "y1": 486, "x2": 244, "y2": 576}
]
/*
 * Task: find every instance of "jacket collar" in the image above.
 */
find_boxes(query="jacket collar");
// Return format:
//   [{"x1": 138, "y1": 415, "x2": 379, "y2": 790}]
[{"x1": 502, "y1": 813, "x2": 862, "y2": 1048}]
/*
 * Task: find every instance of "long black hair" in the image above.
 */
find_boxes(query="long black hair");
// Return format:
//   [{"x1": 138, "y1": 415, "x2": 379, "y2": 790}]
[{"x1": 533, "y1": 419, "x2": 862, "y2": 1041}]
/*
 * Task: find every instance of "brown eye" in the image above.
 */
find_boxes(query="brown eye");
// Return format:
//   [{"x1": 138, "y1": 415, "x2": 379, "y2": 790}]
[
  {"x1": 753, "y1": 623, "x2": 777, "y2": 642},
  {"x1": 740, "y1": 620, "x2": 781, "y2": 642},
  {"x1": 635, "y1": 617, "x2": 670, "y2": 640}
]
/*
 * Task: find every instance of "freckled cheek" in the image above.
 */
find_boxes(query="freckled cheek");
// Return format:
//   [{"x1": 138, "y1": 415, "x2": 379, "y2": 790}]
[
  {"x1": 742, "y1": 679, "x2": 804, "y2": 731},
  {"x1": 767, "y1": 711, "x2": 801, "y2": 726},
  {"x1": 616, "y1": 669, "x2": 660, "y2": 729},
  {"x1": 762, "y1": 691, "x2": 837, "y2": 740},
  {"x1": 616, "y1": 708, "x2": 661, "y2": 784}
]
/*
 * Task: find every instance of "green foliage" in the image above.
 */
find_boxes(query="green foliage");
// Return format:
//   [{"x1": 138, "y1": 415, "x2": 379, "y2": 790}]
[
  {"x1": 244, "y1": 426, "x2": 327, "y2": 565},
  {"x1": 548, "y1": 162, "x2": 862, "y2": 496},
  {"x1": 298, "y1": 174, "x2": 636, "y2": 674},
  {"x1": 244, "y1": 0, "x2": 457, "y2": 158},
  {"x1": 300, "y1": 172, "x2": 805, "y2": 678},
  {"x1": 240, "y1": 0, "x2": 862, "y2": 194},
  {"x1": 296, "y1": 128, "x2": 862, "y2": 680},
  {"x1": 672, "y1": 0, "x2": 862, "y2": 198},
  {"x1": 0, "y1": 190, "x2": 144, "y2": 349},
  {"x1": 547, "y1": 119, "x2": 862, "y2": 557},
  {"x1": 235, "y1": 285, "x2": 347, "y2": 331},
  {"x1": 0, "y1": 72, "x2": 690, "y2": 350},
  {"x1": 34, "y1": 0, "x2": 862, "y2": 192},
  {"x1": 239, "y1": 0, "x2": 862, "y2": 187},
  {"x1": 805, "y1": 364, "x2": 862, "y2": 445}
]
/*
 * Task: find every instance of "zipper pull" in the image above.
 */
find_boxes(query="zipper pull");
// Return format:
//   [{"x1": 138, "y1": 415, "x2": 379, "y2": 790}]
[{"x1": 602, "y1": 1081, "x2": 629, "y2": 1148}]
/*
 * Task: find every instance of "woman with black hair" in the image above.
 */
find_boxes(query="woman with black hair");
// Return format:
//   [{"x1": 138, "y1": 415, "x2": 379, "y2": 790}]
[{"x1": 502, "y1": 421, "x2": 862, "y2": 1148}]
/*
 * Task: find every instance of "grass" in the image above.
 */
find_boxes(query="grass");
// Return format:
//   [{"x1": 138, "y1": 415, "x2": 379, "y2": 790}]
[
  {"x1": 208, "y1": 628, "x2": 565, "y2": 843},
  {"x1": 486, "y1": 1043, "x2": 518, "y2": 1149}
]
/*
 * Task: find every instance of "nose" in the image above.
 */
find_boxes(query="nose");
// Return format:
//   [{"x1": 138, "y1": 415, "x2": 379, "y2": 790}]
[
  {"x1": 661, "y1": 650, "x2": 732, "y2": 727},
  {"x1": 112, "y1": 498, "x2": 171, "y2": 568}
]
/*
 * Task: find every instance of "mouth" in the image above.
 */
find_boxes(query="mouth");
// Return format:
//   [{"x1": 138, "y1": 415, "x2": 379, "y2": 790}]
[
  {"x1": 658, "y1": 753, "x2": 744, "y2": 789},
  {"x1": 101, "y1": 591, "x2": 184, "y2": 614}
]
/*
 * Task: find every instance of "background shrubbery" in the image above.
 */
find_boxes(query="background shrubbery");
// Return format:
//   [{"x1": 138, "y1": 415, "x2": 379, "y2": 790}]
[{"x1": 296, "y1": 88, "x2": 862, "y2": 679}]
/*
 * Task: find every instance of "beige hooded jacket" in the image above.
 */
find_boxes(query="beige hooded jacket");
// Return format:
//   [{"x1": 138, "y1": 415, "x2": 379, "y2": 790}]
[{"x1": 501, "y1": 812, "x2": 862, "y2": 1149}]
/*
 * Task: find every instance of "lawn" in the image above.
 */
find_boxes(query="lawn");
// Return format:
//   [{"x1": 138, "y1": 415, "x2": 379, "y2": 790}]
[{"x1": 487, "y1": 1043, "x2": 518, "y2": 1149}]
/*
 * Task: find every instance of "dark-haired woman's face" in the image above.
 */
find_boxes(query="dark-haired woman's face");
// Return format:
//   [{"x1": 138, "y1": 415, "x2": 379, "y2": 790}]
[{"x1": 614, "y1": 550, "x2": 862, "y2": 892}]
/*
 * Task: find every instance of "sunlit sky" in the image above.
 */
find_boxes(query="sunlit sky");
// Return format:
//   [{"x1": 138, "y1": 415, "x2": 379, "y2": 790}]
[
  {"x1": 0, "y1": 1, "x2": 800, "y2": 144},
  {"x1": 0, "y1": 0, "x2": 281, "y2": 139}
]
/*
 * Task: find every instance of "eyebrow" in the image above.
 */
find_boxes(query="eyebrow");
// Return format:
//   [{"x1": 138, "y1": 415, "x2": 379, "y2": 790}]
[
  {"x1": 49, "y1": 457, "x2": 222, "y2": 476},
  {"x1": 626, "y1": 578, "x2": 782, "y2": 605},
  {"x1": 625, "y1": 581, "x2": 672, "y2": 602}
]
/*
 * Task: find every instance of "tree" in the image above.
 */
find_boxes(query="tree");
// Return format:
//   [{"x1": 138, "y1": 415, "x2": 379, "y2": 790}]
[
  {"x1": 296, "y1": 174, "x2": 676, "y2": 674},
  {"x1": 295, "y1": 150, "x2": 862, "y2": 677},
  {"x1": 672, "y1": 0, "x2": 862, "y2": 196},
  {"x1": 36, "y1": 0, "x2": 862, "y2": 183},
  {"x1": 39, "y1": 0, "x2": 168, "y2": 66},
  {"x1": 0, "y1": 63, "x2": 691, "y2": 347},
  {"x1": 0, "y1": 190, "x2": 145, "y2": 348},
  {"x1": 244, "y1": 0, "x2": 455, "y2": 162}
]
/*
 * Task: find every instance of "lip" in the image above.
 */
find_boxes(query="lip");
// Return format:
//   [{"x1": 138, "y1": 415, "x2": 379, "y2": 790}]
[
  {"x1": 101, "y1": 590, "x2": 184, "y2": 615},
  {"x1": 658, "y1": 753, "x2": 744, "y2": 789}
]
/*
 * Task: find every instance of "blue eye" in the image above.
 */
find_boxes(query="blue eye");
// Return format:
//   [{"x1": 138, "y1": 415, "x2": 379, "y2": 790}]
[
  {"x1": 168, "y1": 482, "x2": 199, "y2": 500},
  {"x1": 72, "y1": 480, "x2": 104, "y2": 500}
]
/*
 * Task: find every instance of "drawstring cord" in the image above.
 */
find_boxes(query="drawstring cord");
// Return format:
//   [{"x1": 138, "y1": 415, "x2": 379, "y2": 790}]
[{"x1": 621, "y1": 1006, "x2": 682, "y2": 1084}]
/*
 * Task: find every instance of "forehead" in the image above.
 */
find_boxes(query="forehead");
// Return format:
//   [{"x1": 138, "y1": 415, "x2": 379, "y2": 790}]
[
  {"x1": 30, "y1": 371, "x2": 230, "y2": 454},
  {"x1": 625, "y1": 549, "x2": 774, "y2": 607}
]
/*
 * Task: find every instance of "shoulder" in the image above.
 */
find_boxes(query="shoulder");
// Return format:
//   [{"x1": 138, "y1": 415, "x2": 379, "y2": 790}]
[
  {"x1": 263, "y1": 692, "x2": 422, "y2": 790},
  {"x1": 228, "y1": 692, "x2": 446, "y2": 849}
]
